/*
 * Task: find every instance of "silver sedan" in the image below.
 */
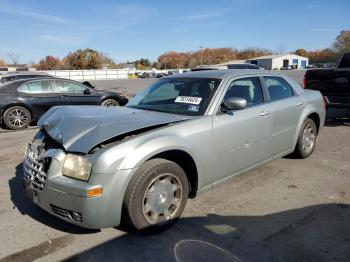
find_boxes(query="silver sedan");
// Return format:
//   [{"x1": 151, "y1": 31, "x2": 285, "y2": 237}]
[{"x1": 23, "y1": 70, "x2": 326, "y2": 232}]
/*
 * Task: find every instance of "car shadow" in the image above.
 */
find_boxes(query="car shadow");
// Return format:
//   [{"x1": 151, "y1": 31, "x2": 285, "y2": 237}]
[
  {"x1": 8, "y1": 163, "x2": 99, "y2": 234},
  {"x1": 61, "y1": 203, "x2": 350, "y2": 262},
  {"x1": 8, "y1": 165, "x2": 350, "y2": 261}
]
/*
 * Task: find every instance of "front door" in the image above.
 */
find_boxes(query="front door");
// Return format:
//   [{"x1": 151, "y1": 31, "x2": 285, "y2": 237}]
[
  {"x1": 212, "y1": 77, "x2": 272, "y2": 184},
  {"x1": 53, "y1": 79, "x2": 100, "y2": 106}
]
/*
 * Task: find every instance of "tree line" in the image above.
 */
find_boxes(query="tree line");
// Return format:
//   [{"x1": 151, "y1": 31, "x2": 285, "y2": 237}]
[{"x1": 1, "y1": 30, "x2": 349, "y2": 70}]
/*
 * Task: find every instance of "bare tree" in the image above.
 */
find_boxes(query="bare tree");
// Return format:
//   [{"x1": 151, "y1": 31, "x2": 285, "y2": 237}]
[{"x1": 7, "y1": 52, "x2": 21, "y2": 65}]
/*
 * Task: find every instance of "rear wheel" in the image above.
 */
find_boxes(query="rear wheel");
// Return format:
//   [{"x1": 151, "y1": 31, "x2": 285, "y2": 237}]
[
  {"x1": 3, "y1": 106, "x2": 31, "y2": 130},
  {"x1": 101, "y1": 99, "x2": 119, "y2": 107},
  {"x1": 124, "y1": 158, "x2": 189, "y2": 232},
  {"x1": 295, "y1": 118, "x2": 317, "y2": 158}
]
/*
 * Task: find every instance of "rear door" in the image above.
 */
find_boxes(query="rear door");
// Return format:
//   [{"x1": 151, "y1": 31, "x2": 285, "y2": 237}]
[
  {"x1": 53, "y1": 79, "x2": 101, "y2": 105},
  {"x1": 261, "y1": 76, "x2": 304, "y2": 156},
  {"x1": 17, "y1": 80, "x2": 62, "y2": 119}
]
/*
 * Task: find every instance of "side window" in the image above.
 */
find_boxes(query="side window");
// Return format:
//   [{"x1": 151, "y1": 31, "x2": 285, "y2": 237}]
[
  {"x1": 1, "y1": 76, "x2": 16, "y2": 84},
  {"x1": 55, "y1": 80, "x2": 87, "y2": 94},
  {"x1": 264, "y1": 76, "x2": 294, "y2": 101},
  {"x1": 224, "y1": 77, "x2": 264, "y2": 107},
  {"x1": 19, "y1": 80, "x2": 55, "y2": 94}
]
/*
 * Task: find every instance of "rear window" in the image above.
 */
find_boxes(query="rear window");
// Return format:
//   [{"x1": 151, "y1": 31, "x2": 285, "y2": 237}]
[
  {"x1": 1, "y1": 76, "x2": 16, "y2": 84},
  {"x1": 264, "y1": 76, "x2": 294, "y2": 101}
]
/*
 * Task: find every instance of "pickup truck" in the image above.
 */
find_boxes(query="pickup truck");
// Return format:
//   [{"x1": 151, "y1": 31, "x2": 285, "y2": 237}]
[{"x1": 304, "y1": 53, "x2": 350, "y2": 110}]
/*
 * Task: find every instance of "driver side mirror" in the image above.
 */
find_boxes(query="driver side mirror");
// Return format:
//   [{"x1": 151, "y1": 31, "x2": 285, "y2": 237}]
[
  {"x1": 83, "y1": 89, "x2": 91, "y2": 95},
  {"x1": 221, "y1": 97, "x2": 247, "y2": 111},
  {"x1": 82, "y1": 81, "x2": 95, "y2": 89}
]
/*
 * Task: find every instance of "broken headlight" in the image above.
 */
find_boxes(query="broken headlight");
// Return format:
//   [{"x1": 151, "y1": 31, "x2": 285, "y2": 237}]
[{"x1": 62, "y1": 154, "x2": 91, "y2": 181}]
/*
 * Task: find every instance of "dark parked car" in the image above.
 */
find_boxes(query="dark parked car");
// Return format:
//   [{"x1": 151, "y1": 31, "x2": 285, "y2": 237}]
[
  {"x1": 227, "y1": 63, "x2": 261, "y2": 70},
  {"x1": 0, "y1": 72, "x2": 52, "y2": 86},
  {"x1": 0, "y1": 77, "x2": 128, "y2": 130},
  {"x1": 304, "y1": 52, "x2": 350, "y2": 110}
]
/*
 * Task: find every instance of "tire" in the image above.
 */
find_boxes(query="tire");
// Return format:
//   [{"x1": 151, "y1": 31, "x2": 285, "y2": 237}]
[
  {"x1": 3, "y1": 106, "x2": 31, "y2": 130},
  {"x1": 294, "y1": 118, "x2": 317, "y2": 158},
  {"x1": 124, "y1": 158, "x2": 189, "y2": 232},
  {"x1": 101, "y1": 99, "x2": 119, "y2": 107}
]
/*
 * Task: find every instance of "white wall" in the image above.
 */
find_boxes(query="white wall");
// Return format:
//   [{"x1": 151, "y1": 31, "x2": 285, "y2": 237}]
[
  {"x1": 40, "y1": 69, "x2": 129, "y2": 80},
  {"x1": 272, "y1": 55, "x2": 309, "y2": 69}
]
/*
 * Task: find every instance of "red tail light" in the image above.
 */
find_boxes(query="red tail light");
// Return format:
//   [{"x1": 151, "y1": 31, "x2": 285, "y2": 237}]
[{"x1": 303, "y1": 77, "x2": 307, "y2": 88}]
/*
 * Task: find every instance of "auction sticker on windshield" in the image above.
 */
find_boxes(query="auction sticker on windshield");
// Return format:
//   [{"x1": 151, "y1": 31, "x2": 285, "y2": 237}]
[{"x1": 174, "y1": 96, "x2": 202, "y2": 105}]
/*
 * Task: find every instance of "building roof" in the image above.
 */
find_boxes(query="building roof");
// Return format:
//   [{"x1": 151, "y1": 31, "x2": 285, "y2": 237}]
[{"x1": 246, "y1": 53, "x2": 308, "y2": 60}]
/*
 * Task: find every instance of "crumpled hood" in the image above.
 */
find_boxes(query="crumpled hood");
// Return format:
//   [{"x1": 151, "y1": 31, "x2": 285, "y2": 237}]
[{"x1": 38, "y1": 106, "x2": 191, "y2": 153}]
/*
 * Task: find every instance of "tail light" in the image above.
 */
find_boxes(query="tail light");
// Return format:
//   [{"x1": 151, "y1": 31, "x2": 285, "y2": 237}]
[{"x1": 303, "y1": 77, "x2": 307, "y2": 88}]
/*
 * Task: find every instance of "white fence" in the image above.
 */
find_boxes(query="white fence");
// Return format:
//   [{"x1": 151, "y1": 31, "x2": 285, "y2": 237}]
[{"x1": 39, "y1": 69, "x2": 130, "y2": 80}]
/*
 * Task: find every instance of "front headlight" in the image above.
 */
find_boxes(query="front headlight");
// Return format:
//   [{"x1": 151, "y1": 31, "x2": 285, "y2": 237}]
[{"x1": 62, "y1": 154, "x2": 92, "y2": 181}]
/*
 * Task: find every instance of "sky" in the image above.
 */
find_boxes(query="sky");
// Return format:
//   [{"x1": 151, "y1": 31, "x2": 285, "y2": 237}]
[{"x1": 0, "y1": 0, "x2": 349, "y2": 64}]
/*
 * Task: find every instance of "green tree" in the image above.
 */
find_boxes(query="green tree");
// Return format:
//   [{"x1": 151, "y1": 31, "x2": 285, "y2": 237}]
[
  {"x1": 133, "y1": 58, "x2": 151, "y2": 69},
  {"x1": 64, "y1": 48, "x2": 103, "y2": 69}
]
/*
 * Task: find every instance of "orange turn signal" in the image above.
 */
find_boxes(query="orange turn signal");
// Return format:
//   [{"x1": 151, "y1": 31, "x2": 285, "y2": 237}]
[{"x1": 87, "y1": 187, "x2": 103, "y2": 197}]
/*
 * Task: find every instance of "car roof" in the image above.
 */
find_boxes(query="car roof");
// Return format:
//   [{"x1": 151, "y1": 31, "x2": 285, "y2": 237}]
[
  {"x1": 164, "y1": 69, "x2": 263, "y2": 79},
  {"x1": 0, "y1": 77, "x2": 80, "y2": 88}
]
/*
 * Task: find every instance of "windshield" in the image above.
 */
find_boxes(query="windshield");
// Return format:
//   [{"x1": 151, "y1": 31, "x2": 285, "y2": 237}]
[{"x1": 127, "y1": 78, "x2": 221, "y2": 116}]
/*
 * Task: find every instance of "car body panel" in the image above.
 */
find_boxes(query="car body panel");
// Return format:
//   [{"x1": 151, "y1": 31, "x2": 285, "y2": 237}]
[{"x1": 23, "y1": 70, "x2": 326, "y2": 228}]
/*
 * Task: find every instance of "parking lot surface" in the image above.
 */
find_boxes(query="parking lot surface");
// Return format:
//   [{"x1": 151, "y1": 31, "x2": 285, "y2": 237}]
[{"x1": 0, "y1": 77, "x2": 349, "y2": 261}]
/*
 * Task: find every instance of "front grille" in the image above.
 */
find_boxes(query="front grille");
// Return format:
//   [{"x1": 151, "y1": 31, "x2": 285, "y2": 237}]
[
  {"x1": 50, "y1": 205, "x2": 83, "y2": 222},
  {"x1": 23, "y1": 144, "x2": 50, "y2": 191}
]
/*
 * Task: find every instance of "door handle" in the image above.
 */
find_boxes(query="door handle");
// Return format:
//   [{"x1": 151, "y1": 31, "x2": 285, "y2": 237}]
[
  {"x1": 296, "y1": 102, "x2": 304, "y2": 107},
  {"x1": 259, "y1": 111, "x2": 270, "y2": 117}
]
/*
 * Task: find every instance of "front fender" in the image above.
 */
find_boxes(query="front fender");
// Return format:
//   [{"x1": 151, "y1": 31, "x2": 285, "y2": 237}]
[
  {"x1": 120, "y1": 135, "x2": 199, "y2": 170},
  {"x1": 91, "y1": 134, "x2": 201, "y2": 174}
]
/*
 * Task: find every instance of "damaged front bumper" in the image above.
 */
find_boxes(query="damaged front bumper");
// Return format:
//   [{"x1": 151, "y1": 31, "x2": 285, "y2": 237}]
[{"x1": 23, "y1": 142, "x2": 138, "y2": 229}]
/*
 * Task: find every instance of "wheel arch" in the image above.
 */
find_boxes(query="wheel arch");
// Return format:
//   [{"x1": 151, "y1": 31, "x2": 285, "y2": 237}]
[
  {"x1": 306, "y1": 112, "x2": 320, "y2": 134},
  {"x1": 148, "y1": 150, "x2": 199, "y2": 198},
  {"x1": 101, "y1": 95, "x2": 126, "y2": 106},
  {"x1": 293, "y1": 107, "x2": 321, "y2": 147}
]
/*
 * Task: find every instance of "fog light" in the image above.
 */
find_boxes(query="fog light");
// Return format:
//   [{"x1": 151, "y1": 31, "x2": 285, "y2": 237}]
[
  {"x1": 87, "y1": 187, "x2": 103, "y2": 198},
  {"x1": 72, "y1": 212, "x2": 83, "y2": 222}
]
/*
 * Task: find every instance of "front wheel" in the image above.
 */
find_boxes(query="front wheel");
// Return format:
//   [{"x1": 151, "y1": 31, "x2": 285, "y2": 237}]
[
  {"x1": 124, "y1": 158, "x2": 189, "y2": 232},
  {"x1": 3, "y1": 106, "x2": 31, "y2": 130},
  {"x1": 294, "y1": 118, "x2": 317, "y2": 158},
  {"x1": 101, "y1": 99, "x2": 119, "y2": 107}
]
